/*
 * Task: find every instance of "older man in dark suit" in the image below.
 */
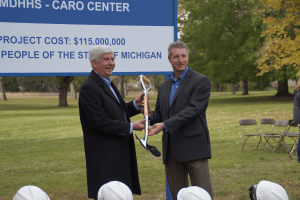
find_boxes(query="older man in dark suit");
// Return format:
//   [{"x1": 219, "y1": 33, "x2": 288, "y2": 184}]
[
  {"x1": 79, "y1": 45, "x2": 146, "y2": 200},
  {"x1": 148, "y1": 41, "x2": 213, "y2": 199}
]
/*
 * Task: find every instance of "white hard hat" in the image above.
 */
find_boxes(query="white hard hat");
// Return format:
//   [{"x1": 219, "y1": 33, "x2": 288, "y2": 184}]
[
  {"x1": 256, "y1": 180, "x2": 289, "y2": 200},
  {"x1": 13, "y1": 185, "x2": 50, "y2": 200},
  {"x1": 98, "y1": 181, "x2": 133, "y2": 200},
  {"x1": 177, "y1": 186, "x2": 212, "y2": 200}
]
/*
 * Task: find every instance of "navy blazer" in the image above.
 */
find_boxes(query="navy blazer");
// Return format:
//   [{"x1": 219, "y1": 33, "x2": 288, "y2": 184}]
[
  {"x1": 151, "y1": 68, "x2": 211, "y2": 164},
  {"x1": 79, "y1": 70, "x2": 141, "y2": 199}
]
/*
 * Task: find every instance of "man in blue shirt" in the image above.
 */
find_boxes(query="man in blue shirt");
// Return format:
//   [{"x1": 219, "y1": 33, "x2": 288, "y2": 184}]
[{"x1": 148, "y1": 41, "x2": 213, "y2": 199}]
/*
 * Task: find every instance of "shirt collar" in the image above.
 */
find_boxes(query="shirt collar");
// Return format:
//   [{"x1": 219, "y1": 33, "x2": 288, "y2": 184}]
[
  {"x1": 171, "y1": 66, "x2": 189, "y2": 82},
  {"x1": 93, "y1": 70, "x2": 112, "y2": 86}
]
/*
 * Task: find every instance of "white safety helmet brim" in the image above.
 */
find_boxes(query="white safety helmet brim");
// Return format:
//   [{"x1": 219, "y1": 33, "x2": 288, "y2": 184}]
[
  {"x1": 256, "y1": 180, "x2": 289, "y2": 200},
  {"x1": 177, "y1": 186, "x2": 212, "y2": 200},
  {"x1": 98, "y1": 181, "x2": 133, "y2": 200},
  {"x1": 13, "y1": 185, "x2": 50, "y2": 200}
]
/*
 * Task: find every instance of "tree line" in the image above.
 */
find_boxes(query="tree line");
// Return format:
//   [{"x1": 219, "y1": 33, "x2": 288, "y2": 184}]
[
  {"x1": 178, "y1": 0, "x2": 299, "y2": 97},
  {"x1": 2, "y1": 0, "x2": 299, "y2": 104},
  {"x1": 0, "y1": 75, "x2": 166, "y2": 105}
]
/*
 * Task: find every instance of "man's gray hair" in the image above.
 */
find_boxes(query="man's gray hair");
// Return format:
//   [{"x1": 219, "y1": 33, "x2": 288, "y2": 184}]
[
  {"x1": 89, "y1": 45, "x2": 114, "y2": 67},
  {"x1": 168, "y1": 41, "x2": 189, "y2": 57}
]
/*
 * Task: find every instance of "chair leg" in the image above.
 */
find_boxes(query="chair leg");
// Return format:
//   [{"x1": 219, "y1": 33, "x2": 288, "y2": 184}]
[
  {"x1": 269, "y1": 137, "x2": 278, "y2": 150},
  {"x1": 262, "y1": 137, "x2": 271, "y2": 151},
  {"x1": 261, "y1": 139, "x2": 267, "y2": 151},
  {"x1": 262, "y1": 136, "x2": 275, "y2": 151},
  {"x1": 288, "y1": 137, "x2": 298, "y2": 157},
  {"x1": 242, "y1": 135, "x2": 263, "y2": 151},
  {"x1": 256, "y1": 136, "x2": 262, "y2": 149},
  {"x1": 242, "y1": 136, "x2": 249, "y2": 151},
  {"x1": 273, "y1": 137, "x2": 284, "y2": 153},
  {"x1": 281, "y1": 139, "x2": 292, "y2": 159}
]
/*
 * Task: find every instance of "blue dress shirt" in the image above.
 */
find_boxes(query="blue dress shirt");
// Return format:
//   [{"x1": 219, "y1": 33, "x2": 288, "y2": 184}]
[
  {"x1": 150, "y1": 67, "x2": 189, "y2": 132},
  {"x1": 169, "y1": 66, "x2": 189, "y2": 107}
]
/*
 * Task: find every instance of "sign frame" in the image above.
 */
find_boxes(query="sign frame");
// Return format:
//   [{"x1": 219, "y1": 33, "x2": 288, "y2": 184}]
[{"x1": 0, "y1": 0, "x2": 177, "y2": 77}]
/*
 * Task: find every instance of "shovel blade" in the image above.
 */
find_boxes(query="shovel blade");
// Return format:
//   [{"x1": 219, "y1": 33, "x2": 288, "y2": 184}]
[
  {"x1": 135, "y1": 134, "x2": 161, "y2": 157},
  {"x1": 146, "y1": 144, "x2": 161, "y2": 157}
]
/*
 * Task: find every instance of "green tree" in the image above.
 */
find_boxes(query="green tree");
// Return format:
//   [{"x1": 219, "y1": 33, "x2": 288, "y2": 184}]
[
  {"x1": 254, "y1": 0, "x2": 300, "y2": 97},
  {"x1": 151, "y1": 75, "x2": 165, "y2": 95},
  {"x1": 72, "y1": 76, "x2": 88, "y2": 93},
  {"x1": 179, "y1": 0, "x2": 263, "y2": 94},
  {"x1": 256, "y1": 0, "x2": 300, "y2": 77},
  {"x1": 22, "y1": 77, "x2": 58, "y2": 92}
]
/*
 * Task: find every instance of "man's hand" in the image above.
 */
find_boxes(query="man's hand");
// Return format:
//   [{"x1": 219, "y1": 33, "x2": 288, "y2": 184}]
[
  {"x1": 148, "y1": 123, "x2": 164, "y2": 136},
  {"x1": 135, "y1": 93, "x2": 145, "y2": 107},
  {"x1": 132, "y1": 119, "x2": 146, "y2": 131}
]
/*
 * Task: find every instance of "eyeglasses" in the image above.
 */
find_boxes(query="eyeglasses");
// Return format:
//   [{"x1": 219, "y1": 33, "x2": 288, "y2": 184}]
[{"x1": 249, "y1": 184, "x2": 257, "y2": 200}]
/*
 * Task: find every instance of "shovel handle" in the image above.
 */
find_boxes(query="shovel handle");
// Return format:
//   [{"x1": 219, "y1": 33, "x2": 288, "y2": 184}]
[
  {"x1": 144, "y1": 95, "x2": 148, "y2": 117},
  {"x1": 142, "y1": 76, "x2": 151, "y2": 84}
]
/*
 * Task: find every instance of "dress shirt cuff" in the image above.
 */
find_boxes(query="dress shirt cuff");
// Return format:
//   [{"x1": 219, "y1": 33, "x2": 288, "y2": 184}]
[
  {"x1": 150, "y1": 112, "x2": 155, "y2": 121},
  {"x1": 130, "y1": 123, "x2": 133, "y2": 134},
  {"x1": 133, "y1": 100, "x2": 141, "y2": 111},
  {"x1": 163, "y1": 122, "x2": 168, "y2": 132}
]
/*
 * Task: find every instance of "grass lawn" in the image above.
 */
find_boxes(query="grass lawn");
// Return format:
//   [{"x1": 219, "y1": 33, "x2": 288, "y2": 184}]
[{"x1": 0, "y1": 90, "x2": 299, "y2": 200}]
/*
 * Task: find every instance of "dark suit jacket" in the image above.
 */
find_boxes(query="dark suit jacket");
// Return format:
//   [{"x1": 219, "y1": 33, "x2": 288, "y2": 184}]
[
  {"x1": 294, "y1": 90, "x2": 300, "y2": 124},
  {"x1": 79, "y1": 70, "x2": 141, "y2": 199},
  {"x1": 151, "y1": 68, "x2": 211, "y2": 164}
]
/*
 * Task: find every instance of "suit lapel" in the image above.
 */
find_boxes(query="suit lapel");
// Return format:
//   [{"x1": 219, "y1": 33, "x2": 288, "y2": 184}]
[
  {"x1": 89, "y1": 70, "x2": 122, "y2": 106},
  {"x1": 111, "y1": 82, "x2": 126, "y2": 108},
  {"x1": 162, "y1": 78, "x2": 172, "y2": 115},
  {"x1": 170, "y1": 69, "x2": 192, "y2": 109}
]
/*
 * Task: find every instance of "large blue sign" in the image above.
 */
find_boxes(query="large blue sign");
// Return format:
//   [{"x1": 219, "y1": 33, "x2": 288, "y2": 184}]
[
  {"x1": 0, "y1": 0, "x2": 173, "y2": 26},
  {"x1": 0, "y1": 0, "x2": 177, "y2": 76}
]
